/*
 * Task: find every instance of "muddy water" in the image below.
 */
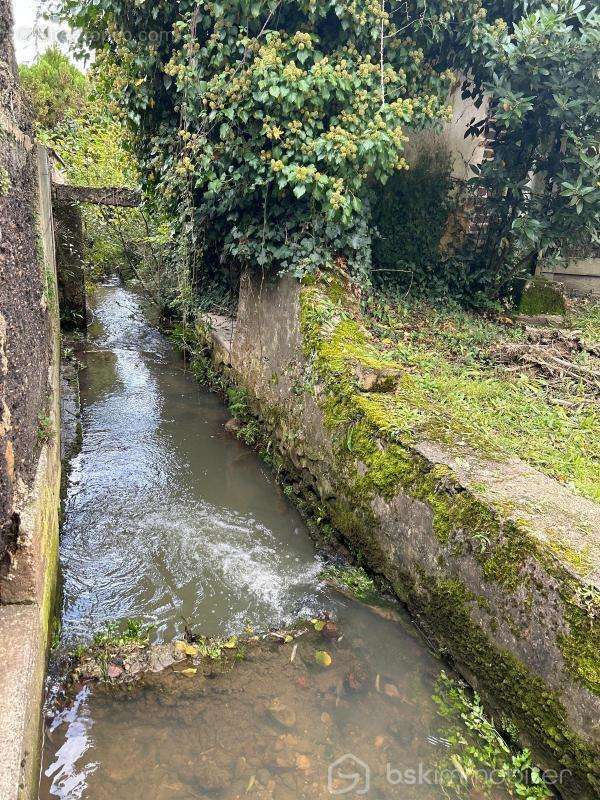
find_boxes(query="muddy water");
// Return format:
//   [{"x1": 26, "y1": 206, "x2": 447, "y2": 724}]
[{"x1": 40, "y1": 283, "x2": 505, "y2": 800}]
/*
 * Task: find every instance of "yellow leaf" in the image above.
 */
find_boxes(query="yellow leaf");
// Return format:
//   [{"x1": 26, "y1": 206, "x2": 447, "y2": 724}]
[
  {"x1": 314, "y1": 650, "x2": 332, "y2": 667},
  {"x1": 313, "y1": 620, "x2": 325, "y2": 631},
  {"x1": 174, "y1": 640, "x2": 198, "y2": 656},
  {"x1": 179, "y1": 667, "x2": 197, "y2": 677},
  {"x1": 223, "y1": 636, "x2": 238, "y2": 649},
  {"x1": 284, "y1": 634, "x2": 294, "y2": 643}
]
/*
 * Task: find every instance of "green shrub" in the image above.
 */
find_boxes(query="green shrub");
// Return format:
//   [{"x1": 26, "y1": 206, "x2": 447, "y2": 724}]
[
  {"x1": 19, "y1": 47, "x2": 87, "y2": 130},
  {"x1": 371, "y1": 144, "x2": 453, "y2": 295}
]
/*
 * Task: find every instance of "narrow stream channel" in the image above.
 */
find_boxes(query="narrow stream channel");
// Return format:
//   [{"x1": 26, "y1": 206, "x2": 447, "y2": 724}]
[{"x1": 39, "y1": 282, "x2": 508, "y2": 800}]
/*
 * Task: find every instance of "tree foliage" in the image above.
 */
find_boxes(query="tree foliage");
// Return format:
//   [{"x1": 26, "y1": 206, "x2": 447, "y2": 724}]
[
  {"x1": 21, "y1": 46, "x2": 172, "y2": 304},
  {"x1": 55, "y1": 0, "x2": 455, "y2": 283},
  {"x1": 19, "y1": 46, "x2": 87, "y2": 129},
  {"x1": 467, "y1": 1, "x2": 600, "y2": 286},
  {"x1": 55, "y1": 0, "x2": 600, "y2": 302}
]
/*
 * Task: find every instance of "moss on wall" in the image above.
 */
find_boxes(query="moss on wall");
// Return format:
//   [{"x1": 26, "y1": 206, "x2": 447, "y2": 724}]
[
  {"x1": 195, "y1": 272, "x2": 600, "y2": 797},
  {"x1": 296, "y1": 276, "x2": 600, "y2": 795},
  {"x1": 518, "y1": 277, "x2": 566, "y2": 316}
]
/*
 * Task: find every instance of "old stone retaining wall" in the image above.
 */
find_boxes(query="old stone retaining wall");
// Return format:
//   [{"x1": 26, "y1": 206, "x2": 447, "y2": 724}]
[
  {"x1": 0, "y1": 4, "x2": 61, "y2": 798},
  {"x1": 202, "y1": 271, "x2": 600, "y2": 799}
]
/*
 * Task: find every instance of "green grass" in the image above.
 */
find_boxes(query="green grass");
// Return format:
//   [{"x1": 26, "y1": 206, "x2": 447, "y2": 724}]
[
  {"x1": 356, "y1": 293, "x2": 600, "y2": 503},
  {"x1": 569, "y1": 298, "x2": 600, "y2": 346}
]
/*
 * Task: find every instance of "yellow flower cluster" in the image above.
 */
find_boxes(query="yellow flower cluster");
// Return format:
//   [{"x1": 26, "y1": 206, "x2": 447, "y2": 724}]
[
  {"x1": 345, "y1": 0, "x2": 388, "y2": 27},
  {"x1": 390, "y1": 125, "x2": 408, "y2": 148},
  {"x1": 292, "y1": 32, "x2": 313, "y2": 50},
  {"x1": 283, "y1": 62, "x2": 304, "y2": 81},
  {"x1": 358, "y1": 58, "x2": 379, "y2": 78},
  {"x1": 390, "y1": 97, "x2": 415, "y2": 120},
  {"x1": 164, "y1": 59, "x2": 182, "y2": 77},
  {"x1": 325, "y1": 126, "x2": 358, "y2": 159},
  {"x1": 255, "y1": 38, "x2": 284, "y2": 70},
  {"x1": 329, "y1": 177, "x2": 346, "y2": 210},
  {"x1": 293, "y1": 164, "x2": 317, "y2": 181},
  {"x1": 263, "y1": 123, "x2": 283, "y2": 140},
  {"x1": 175, "y1": 155, "x2": 194, "y2": 176},
  {"x1": 312, "y1": 57, "x2": 333, "y2": 79}
]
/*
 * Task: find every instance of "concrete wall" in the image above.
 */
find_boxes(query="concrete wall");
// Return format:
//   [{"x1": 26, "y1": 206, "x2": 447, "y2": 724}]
[
  {"x1": 541, "y1": 258, "x2": 600, "y2": 297},
  {"x1": 0, "y1": 5, "x2": 61, "y2": 797},
  {"x1": 0, "y1": 144, "x2": 61, "y2": 800},
  {"x1": 204, "y1": 271, "x2": 600, "y2": 799}
]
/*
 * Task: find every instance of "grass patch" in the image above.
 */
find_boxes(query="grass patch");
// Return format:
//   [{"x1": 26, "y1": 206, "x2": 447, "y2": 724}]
[
  {"x1": 359, "y1": 291, "x2": 600, "y2": 502},
  {"x1": 319, "y1": 564, "x2": 383, "y2": 605}
]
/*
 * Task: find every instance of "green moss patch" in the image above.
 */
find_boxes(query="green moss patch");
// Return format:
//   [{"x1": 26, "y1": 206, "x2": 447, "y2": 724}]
[{"x1": 518, "y1": 277, "x2": 566, "y2": 316}]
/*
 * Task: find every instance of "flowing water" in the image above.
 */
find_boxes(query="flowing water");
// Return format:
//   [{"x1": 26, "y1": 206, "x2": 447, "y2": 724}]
[{"x1": 39, "y1": 282, "x2": 508, "y2": 800}]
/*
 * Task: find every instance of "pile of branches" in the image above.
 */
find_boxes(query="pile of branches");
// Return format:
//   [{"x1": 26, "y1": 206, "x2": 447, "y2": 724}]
[{"x1": 492, "y1": 327, "x2": 600, "y2": 400}]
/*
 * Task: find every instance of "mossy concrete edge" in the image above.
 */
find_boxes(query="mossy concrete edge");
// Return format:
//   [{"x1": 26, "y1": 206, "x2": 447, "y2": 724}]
[{"x1": 199, "y1": 271, "x2": 599, "y2": 799}]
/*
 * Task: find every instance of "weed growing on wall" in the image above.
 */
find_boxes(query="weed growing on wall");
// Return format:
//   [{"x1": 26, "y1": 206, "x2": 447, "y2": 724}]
[{"x1": 432, "y1": 672, "x2": 553, "y2": 799}]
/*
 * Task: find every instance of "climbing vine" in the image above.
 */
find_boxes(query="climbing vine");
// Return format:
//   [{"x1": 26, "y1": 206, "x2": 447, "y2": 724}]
[
  {"x1": 56, "y1": 0, "x2": 600, "y2": 302},
  {"x1": 55, "y1": 0, "x2": 454, "y2": 284}
]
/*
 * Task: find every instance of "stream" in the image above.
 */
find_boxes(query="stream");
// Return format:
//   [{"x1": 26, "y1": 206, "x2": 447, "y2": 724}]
[{"x1": 39, "y1": 282, "x2": 507, "y2": 800}]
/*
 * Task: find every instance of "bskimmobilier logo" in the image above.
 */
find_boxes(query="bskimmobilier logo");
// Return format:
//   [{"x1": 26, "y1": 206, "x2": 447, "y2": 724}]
[{"x1": 328, "y1": 754, "x2": 370, "y2": 796}]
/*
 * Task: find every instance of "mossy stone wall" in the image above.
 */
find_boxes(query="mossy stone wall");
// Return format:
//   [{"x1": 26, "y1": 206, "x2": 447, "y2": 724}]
[{"x1": 204, "y1": 271, "x2": 600, "y2": 799}]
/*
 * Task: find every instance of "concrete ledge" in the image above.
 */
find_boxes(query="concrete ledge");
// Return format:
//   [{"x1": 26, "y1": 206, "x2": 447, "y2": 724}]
[{"x1": 0, "y1": 606, "x2": 46, "y2": 800}]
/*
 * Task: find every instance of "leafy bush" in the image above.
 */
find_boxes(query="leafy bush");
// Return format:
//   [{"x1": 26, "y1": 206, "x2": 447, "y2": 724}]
[
  {"x1": 19, "y1": 46, "x2": 87, "y2": 129},
  {"x1": 463, "y1": 0, "x2": 600, "y2": 292},
  {"x1": 56, "y1": 0, "x2": 600, "y2": 305},
  {"x1": 371, "y1": 143, "x2": 453, "y2": 295},
  {"x1": 57, "y1": 0, "x2": 454, "y2": 285}
]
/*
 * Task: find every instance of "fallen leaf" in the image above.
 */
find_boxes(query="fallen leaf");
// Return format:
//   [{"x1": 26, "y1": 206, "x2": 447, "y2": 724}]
[
  {"x1": 223, "y1": 636, "x2": 238, "y2": 649},
  {"x1": 314, "y1": 650, "x2": 332, "y2": 667},
  {"x1": 107, "y1": 663, "x2": 123, "y2": 679},
  {"x1": 312, "y1": 619, "x2": 325, "y2": 631},
  {"x1": 384, "y1": 683, "x2": 400, "y2": 698},
  {"x1": 179, "y1": 667, "x2": 197, "y2": 677}
]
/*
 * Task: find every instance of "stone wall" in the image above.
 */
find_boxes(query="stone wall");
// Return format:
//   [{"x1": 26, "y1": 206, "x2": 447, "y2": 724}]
[
  {"x1": 204, "y1": 271, "x2": 600, "y2": 799},
  {"x1": 0, "y1": 0, "x2": 54, "y2": 579},
  {"x1": 0, "y1": 4, "x2": 61, "y2": 798}
]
